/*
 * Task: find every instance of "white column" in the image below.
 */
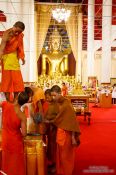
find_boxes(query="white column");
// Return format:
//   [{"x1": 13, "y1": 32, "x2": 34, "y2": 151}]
[
  {"x1": 87, "y1": 0, "x2": 95, "y2": 78},
  {"x1": 77, "y1": 12, "x2": 82, "y2": 82},
  {"x1": 19, "y1": 0, "x2": 37, "y2": 82},
  {"x1": 101, "y1": 0, "x2": 112, "y2": 83}
]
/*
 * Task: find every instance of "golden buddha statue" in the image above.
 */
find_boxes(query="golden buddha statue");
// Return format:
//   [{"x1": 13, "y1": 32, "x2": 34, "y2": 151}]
[
  {"x1": 41, "y1": 27, "x2": 71, "y2": 76},
  {"x1": 49, "y1": 27, "x2": 62, "y2": 53}
]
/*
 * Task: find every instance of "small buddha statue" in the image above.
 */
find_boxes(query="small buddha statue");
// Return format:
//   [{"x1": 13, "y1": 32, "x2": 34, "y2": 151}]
[{"x1": 73, "y1": 82, "x2": 85, "y2": 95}]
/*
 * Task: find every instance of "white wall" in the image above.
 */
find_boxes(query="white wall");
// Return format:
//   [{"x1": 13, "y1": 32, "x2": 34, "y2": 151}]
[{"x1": 82, "y1": 51, "x2": 116, "y2": 85}]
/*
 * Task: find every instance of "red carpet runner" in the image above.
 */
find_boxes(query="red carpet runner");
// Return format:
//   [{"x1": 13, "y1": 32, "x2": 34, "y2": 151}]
[{"x1": 74, "y1": 104, "x2": 116, "y2": 175}]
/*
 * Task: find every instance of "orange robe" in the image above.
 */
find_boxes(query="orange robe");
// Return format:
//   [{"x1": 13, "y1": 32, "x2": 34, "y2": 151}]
[
  {"x1": 43, "y1": 101, "x2": 58, "y2": 166},
  {"x1": 1, "y1": 101, "x2": 25, "y2": 175},
  {"x1": 31, "y1": 87, "x2": 46, "y2": 135},
  {"x1": 50, "y1": 96, "x2": 80, "y2": 175},
  {"x1": 61, "y1": 86, "x2": 68, "y2": 96},
  {"x1": 1, "y1": 32, "x2": 25, "y2": 93},
  {"x1": 32, "y1": 87, "x2": 45, "y2": 112},
  {"x1": 56, "y1": 129, "x2": 75, "y2": 175}
]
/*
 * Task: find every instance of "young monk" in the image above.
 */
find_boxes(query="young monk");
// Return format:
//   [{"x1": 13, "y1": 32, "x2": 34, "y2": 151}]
[
  {"x1": 0, "y1": 92, "x2": 29, "y2": 175},
  {"x1": 24, "y1": 85, "x2": 46, "y2": 134},
  {"x1": 0, "y1": 21, "x2": 25, "y2": 101},
  {"x1": 23, "y1": 86, "x2": 46, "y2": 175},
  {"x1": 22, "y1": 87, "x2": 35, "y2": 133},
  {"x1": 47, "y1": 85, "x2": 81, "y2": 175},
  {"x1": 61, "y1": 82, "x2": 68, "y2": 96},
  {"x1": 43, "y1": 89, "x2": 59, "y2": 173}
]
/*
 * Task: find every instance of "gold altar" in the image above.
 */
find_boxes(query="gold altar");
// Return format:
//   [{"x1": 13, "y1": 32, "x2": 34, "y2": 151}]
[{"x1": 24, "y1": 135, "x2": 46, "y2": 175}]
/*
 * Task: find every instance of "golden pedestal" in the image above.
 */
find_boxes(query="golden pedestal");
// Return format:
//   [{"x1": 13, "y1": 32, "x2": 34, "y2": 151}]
[
  {"x1": 24, "y1": 136, "x2": 47, "y2": 175},
  {"x1": 99, "y1": 93, "x2": 112, "y2": 108}
]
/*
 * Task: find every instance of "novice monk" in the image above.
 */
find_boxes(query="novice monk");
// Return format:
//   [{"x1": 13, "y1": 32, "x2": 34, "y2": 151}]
[
  {"x1": 23, "y1": 87, "x2": 46, "y2": 175},
  {"x1": 43, "y1": 89, "x2": 59, "y2": 173},
  {"x1": 61, "y1": 82, "x2": 68, "y2": 96},
  {"x1": 0, "y1": 21, "x2": 25, "y2": 101},
  {"x1": 48, "y1": 85, "x2": 81, "y2": 175},
  {"x1": 0, "y1": 92, "x2": 29, "y2": 175}
]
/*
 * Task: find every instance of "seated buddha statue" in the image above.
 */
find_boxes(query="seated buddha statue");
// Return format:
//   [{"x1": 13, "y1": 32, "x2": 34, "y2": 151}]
[{"x1": 41, "y1": 27, "x2": 70, "y2": 76}]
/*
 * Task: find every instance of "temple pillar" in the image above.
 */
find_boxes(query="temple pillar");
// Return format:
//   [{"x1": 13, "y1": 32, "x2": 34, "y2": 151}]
[
  {"x1": 19, "y1": 0, "x2": 37, "y2": 82},
  {"x1": 101, "y1": 0, "x2": 112, "y2": 83},
  {"x1": 77, "y1": 11, "x2": 82, "y2": 82},
  {"x1": 87, "y1": 0, "x2": 95, "y2": 78}
]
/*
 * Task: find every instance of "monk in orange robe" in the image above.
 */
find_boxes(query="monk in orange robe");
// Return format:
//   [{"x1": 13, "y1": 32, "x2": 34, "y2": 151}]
[
  {"x1": 0, "y1": 21, "x2": 25, "y2": 101},
  {"x1": 61, "y1": 82, "x2": 68, "y2": 96},
  {"x1": 0, "y1": 92, "x2": 29, "y2": 175},
  {"x1": 23, "y1": 86, "x2": 46, "y2": 175},
  {"x1": 31, "y1": 86, "x2": 45, "y2": 113},
  {"x1": 43, "y1": 89, "x2": 59, "y2": 173},
  {"x1": 48, "y1": 85, "x2": 81, "y2": 175}
]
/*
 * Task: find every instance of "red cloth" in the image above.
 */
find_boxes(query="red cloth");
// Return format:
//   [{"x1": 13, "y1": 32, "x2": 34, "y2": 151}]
[{"x1": 1, "y1": 101, "x2": 25, "y2": 175}]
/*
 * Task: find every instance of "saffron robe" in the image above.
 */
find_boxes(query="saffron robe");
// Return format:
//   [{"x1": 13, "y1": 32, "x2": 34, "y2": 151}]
[
  {"x1": 1, "y1": 32, "x2": 25, "y2": 93},
  {"x1": 43, "y1": 101, "x2": 59, "y2": 165},
  {"x1": 50, "y1": 96, "x2": 81, "y2": 175},
  {"x1": 56, "y1": 129, "x2": 76, "y2": 175},
  {"x1": 61, "y1": 85, "x2": 68, "y2": 96},
  {"x1": 52, "y1": 96, "x2": 80, "y2": 133},
  {"x1": 1, "y1": 101, "x2": 25, "y2": 175}
]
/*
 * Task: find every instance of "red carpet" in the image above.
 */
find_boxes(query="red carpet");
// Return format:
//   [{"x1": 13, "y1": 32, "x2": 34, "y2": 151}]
[{"x1": 74, "y1": 104, "x2": 116, "y2": 175}]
